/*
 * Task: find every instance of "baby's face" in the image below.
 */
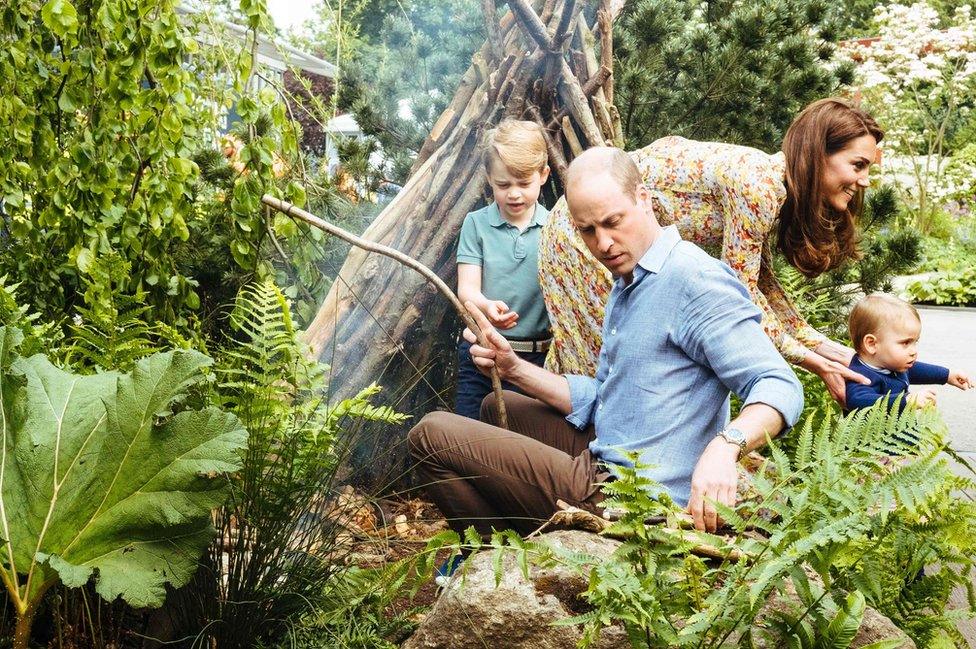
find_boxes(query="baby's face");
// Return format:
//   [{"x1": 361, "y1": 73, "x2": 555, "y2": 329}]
[{"x1": 867, "y1": 316, "x2": 921, "y2": 373}]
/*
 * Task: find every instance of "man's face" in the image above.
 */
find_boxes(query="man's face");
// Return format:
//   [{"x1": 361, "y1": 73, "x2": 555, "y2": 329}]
[{"x1": 566, "y1": 173, "x2": 657, "y2": 282}]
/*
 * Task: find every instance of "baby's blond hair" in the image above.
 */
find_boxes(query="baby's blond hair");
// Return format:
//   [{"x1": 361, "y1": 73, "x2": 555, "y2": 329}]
[
  {"x1": 483, "y1": 120, "x2": 548, "y2": 178},
  {"x1": 848, "y1": 293, "x2": 920, "y2": 353}
]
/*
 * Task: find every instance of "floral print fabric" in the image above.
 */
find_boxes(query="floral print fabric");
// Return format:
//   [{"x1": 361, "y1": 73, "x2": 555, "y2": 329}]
[{"x1": 540, "y1": 136, "x2": 827, "y2": 376}]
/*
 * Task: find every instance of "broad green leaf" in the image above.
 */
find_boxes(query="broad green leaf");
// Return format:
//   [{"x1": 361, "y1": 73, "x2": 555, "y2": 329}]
[
  {"x1": 41, "y1": 0, "x2": 79, "y2": 36},
  {"x1": 0, "y1": 335, "x2": 247, "y2": 621}
]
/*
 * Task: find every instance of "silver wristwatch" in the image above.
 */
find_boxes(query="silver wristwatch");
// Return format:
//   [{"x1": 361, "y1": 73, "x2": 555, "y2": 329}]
[{"x1": 717, "y1": 427, "x2": 747, "y2": 458}]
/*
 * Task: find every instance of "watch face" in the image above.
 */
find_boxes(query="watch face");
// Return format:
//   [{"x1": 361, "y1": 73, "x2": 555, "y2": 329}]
[{"x1": 725, "y1": 428, "x2": 746, "y2": 446}]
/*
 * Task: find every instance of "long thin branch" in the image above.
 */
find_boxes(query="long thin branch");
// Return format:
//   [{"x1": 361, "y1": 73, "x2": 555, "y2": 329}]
[
  {"x1": 482, "y1": 0, "x2": 503, "y2": 63},
  {"x1": 598, "y1": 1, "x2": 614, "y2": 105},
  {"x1": 552, "y1": 0, "x2": 580, "y2": 50},
  {"x1": 507, "y1": 0, "x2": 554, "y2": 51},
  {"x1": 261, "y1": 194, "x2": 509, "y2": 429}
]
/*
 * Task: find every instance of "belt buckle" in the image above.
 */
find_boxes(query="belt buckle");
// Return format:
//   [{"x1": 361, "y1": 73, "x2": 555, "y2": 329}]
[{"x1": 511, "y1": 338, "x2": 551, "y2": 353}]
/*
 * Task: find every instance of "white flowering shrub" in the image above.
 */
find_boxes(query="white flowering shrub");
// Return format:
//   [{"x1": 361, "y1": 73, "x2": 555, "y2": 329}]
[{"x1": 838, "y1": 2, "x2": 976, "y2": 232}]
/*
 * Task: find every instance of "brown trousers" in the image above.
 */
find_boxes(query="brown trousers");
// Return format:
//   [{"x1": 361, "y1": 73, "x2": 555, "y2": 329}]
[{"x1": 407, "y1": 391, "x2": 607, "y2": 538}]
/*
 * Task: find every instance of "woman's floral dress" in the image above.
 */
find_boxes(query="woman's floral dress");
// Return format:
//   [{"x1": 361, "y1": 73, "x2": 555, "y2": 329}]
[{"x1": 540, "y1": 136, "x2": 826, "y2": 376}]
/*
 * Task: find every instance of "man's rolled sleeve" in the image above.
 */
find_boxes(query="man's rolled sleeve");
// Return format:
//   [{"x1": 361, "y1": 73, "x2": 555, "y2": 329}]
[
  {"x1": 564, "y1": 374, "x2": 600, "y2": 429},
  {"x1": 742, "y1": 379, "x2": 804, "y2": 429},
  {"x1": 679, "y1": 267, "x2": 804, "y2": 430}
]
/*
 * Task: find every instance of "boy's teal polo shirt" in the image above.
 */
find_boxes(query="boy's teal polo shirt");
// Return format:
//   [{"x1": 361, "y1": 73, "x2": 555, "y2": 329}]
[{"x1": 457, "y1": 202, "x2": 551, "y2": 340}]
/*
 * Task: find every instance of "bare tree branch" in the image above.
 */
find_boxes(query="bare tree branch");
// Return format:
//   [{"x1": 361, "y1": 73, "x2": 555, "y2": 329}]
[{"x1": 262, "y1": 194, "x2": 509, "y2": 429}]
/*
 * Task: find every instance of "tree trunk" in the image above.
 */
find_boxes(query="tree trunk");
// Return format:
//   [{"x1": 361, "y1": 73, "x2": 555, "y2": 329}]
[{"x1": 304, "y1": 0, "x2": 619, "y2": 487}]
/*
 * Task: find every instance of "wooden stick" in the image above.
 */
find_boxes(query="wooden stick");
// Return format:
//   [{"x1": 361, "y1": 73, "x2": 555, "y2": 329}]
[
  {"x1": 557, "y1": 58, "x2": 604, "y2": 146},
  {"x1": 482, "y1": 0, "x2": 503, "y2": 64},
  {"x1": 535, "y1": 502, "x2": 748, "y2": 562},
  {"x1": 552, "y1": 0, "x2": 580, "y2": 50},
  {"x1": 598, "y1": 2, "x2": 614, "y2": 105},
  {"x1": 261, "y1": 194, "x2": 509, "y2": 430},
  {"x1": 507, "y1": 0, "x2": 554, "y2": 51},
  {"x1": 527, "y1": 104, "x2": 568, "y2": 183},
  {"x1": 561, "y1": 116, "x2": 584, "y2": 157}
]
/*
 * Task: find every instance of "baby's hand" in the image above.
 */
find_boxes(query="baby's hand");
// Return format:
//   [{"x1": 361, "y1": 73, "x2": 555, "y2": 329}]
[
  {"x1": 907, "y1": 389, "x2": 937, "y2": 409},
  {"x1": 947, "y1": 369, "x2": 973, "y2": 390},
  {"x1": 485, "y1": 300, "x2": 519, "y2": 330}
]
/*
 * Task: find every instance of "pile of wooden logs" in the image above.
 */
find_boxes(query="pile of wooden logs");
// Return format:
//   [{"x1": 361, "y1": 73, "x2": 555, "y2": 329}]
[{"x1": 300, "y1": 0, "x2": 623, "y2": 484}]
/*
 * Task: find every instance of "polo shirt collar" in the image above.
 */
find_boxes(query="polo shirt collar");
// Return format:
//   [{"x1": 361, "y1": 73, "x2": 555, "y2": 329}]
[
  {"x1": 487, "y1": 202, "x2": 546, "y2": 229},
  {"x1": 635, "y1": 225, "x2": 681, "y2": 276}
]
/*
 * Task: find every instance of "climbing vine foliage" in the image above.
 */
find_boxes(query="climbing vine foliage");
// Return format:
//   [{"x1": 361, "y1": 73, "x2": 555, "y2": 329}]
[{"x1": 0, "y1": 0, "x2": 306, "y2": 327}]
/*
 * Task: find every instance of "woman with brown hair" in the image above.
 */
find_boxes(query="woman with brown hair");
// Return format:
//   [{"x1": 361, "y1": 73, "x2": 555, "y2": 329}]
[{"x1": 540, "y1": 97, "x2": 882, "y2": 404}]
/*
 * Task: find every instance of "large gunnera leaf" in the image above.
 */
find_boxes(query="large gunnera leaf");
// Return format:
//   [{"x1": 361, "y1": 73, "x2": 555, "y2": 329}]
[{"x1": 0, "y1": 327, "x2": 247, "y2": 633}]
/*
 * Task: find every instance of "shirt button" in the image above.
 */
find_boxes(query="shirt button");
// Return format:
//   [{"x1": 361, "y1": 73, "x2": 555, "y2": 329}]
[
  {"x1": 598, "y1": 403, "x2": 603, "y2": 410},
  {"x1": 610, "y1": 328, "x2": 617, "y2": 335}
]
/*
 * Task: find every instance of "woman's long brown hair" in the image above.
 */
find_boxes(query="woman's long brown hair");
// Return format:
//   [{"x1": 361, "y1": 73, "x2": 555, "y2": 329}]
[{"x1": 777, "y1": 98, "x2": 884, "y2": 277}]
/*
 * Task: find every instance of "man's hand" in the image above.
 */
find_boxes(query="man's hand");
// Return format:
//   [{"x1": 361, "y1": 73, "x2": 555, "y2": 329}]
[
  {"x1": 687, "y1": 436, "x2": 740, "y2": 532},
  {"x1": 485, "y1": 300, "x2": 519, "y2": 329},
  {"x1": 800, "y1": 351, "x2": 868, "y2": 407},
  {"x1": 948, "y1": 369, "x2": 973, "y2": 390},
  {"x1": 463, "y1": 301, "x2": 522, "y2": 381},
  {"x1": 907, "y1": 388, "x2": 937, "y2": 408}
]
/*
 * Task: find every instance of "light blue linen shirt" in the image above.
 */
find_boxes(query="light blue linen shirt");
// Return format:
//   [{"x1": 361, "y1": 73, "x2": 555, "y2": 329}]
[{"x1": 564, "y1": 225, "x2": 803, "y2": 506}]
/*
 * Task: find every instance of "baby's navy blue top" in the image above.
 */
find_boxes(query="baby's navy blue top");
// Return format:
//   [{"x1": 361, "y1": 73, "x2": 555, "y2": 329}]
[{"x1": 844, "y1": 354, "x2": 949, "y2": 413}]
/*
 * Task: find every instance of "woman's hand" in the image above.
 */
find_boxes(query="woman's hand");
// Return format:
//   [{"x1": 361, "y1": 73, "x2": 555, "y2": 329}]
[
  {"x1": 798, "y1": 349, "x2": 869, "y2": 407},
  {"x1": 813, "y1": 339, "x2": 856, "y2": 366}
]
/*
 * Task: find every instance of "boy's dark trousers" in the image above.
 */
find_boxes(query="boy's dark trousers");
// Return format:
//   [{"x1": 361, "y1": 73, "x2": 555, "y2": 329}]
[{"x1": 455, "y1": 339, "x2": 546, "y2": 420}]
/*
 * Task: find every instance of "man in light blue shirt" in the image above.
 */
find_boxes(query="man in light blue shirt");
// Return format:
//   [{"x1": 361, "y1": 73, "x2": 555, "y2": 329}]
[{"x1": 409, "y1": 147, "x2": 803, "y2": 540}]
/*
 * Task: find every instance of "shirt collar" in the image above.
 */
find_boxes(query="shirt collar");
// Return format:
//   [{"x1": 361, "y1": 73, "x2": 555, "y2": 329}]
[
  {"x1": 635, "y1": 225, "x2": 682, "y2": 275},
  {"x1": 858, "y1": 356, "x2": 892, "y2": 375},
  {"x1": 487, "y1": 202, "x2": 546, "y2": 229}
]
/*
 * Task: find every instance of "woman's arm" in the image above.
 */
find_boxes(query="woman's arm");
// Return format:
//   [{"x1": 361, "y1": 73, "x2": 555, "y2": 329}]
[
  {"x1": 715, "y1": 157, "x2": 812, "y2": 365},
  {"x1": 715, "y1": 154, "x2": 868, "y2": 402}
]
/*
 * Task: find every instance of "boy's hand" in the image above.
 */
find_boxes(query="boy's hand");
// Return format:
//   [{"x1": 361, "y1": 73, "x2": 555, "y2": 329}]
[
  {"x1": 948, "y1": 369, "x2": 973, "y2": 390},
  {"x1": 463, "y1": 301, "x2": 521, "y2": 380},
  {"x1": 907, "y1": 389, "x2": 937, "y2": 408},
  {"x1": 485, "y1": 300, "x2": 519, "y2": 329}
]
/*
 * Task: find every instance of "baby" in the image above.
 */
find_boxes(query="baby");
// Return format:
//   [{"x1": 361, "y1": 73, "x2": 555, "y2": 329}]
[{"x1": 845, "y1": 293, "x2": 971, "y2": 412}]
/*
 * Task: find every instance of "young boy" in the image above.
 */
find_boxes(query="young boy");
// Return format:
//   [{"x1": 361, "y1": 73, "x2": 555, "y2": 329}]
[
  {"x1": 454, "y1": 120, "x2": 552, "y2": 420},
  {"x1": 845, "y1": 293, "x2": 971, "y2": 413}
]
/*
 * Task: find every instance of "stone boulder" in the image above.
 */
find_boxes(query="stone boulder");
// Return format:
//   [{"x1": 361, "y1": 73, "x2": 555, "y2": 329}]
[{"x1": 402, "y1": 530, "x2": 915, "y2": 648}]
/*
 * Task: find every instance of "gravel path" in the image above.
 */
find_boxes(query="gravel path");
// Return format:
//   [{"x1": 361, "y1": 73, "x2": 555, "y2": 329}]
[{"x1": 915, "y1": 306, "x2": 976, "y2": 642}]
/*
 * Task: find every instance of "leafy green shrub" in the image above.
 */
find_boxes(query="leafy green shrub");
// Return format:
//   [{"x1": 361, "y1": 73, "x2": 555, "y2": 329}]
[
  {"x1": 915, "y1": 236, "x2": 976, "y2": 273},
  {"x1": 905, "y1": 266, "x2": 976, "y2": 306},
  {"x1": 167, "y1": 279, "x2": 408, "y2": 647},
  {"x1": 0, "y1": 327, "x2": 247, "y2": 649},
  {"x1": 275, "y1": 562, "x2": 433, "y2": 649}
]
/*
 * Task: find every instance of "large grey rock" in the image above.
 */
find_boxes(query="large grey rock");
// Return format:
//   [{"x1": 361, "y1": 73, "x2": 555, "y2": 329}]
[
  {"x1": 403, "y1": 530, "x2": 915, "y2": 648},
  {"x1": 403, "y1": 531, "x2": 629, "y2": 649}
]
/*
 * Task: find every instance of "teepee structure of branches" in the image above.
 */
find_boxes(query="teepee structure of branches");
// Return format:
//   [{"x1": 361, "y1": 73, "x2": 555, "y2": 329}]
[{"x1": 290, "y1": 0, "x2": 623, "y2": 482}]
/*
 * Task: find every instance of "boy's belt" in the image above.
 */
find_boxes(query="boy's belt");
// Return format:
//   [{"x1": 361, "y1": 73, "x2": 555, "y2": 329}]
[{"x1": 508, "y1": 337, "x2": 552, "y2": 353}]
